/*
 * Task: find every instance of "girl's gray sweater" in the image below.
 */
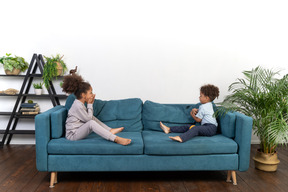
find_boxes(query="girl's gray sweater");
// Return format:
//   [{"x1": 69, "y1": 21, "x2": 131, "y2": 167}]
[{"x1": 66, "y1": 99, "x2": 93, "y2": 134}]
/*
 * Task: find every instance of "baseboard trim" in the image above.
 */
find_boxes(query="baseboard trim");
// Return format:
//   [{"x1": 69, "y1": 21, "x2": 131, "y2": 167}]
[{"x1": 251, "y1": 140, "x2": 260, "y2": 144}]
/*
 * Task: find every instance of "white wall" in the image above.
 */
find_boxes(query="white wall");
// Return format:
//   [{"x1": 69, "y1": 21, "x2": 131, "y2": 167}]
[{"x1": 0, "y1": 0, "x2": 287, "y2": 144}]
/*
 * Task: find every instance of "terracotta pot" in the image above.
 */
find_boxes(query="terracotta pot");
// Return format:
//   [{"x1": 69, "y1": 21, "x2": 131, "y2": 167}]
[
  {"x1": 56, "y1": 62, "x2": 63, "y2": 76},
  {"x1": 253, "y1": 149, "x2": 280, "y2": 172},
  {"x1": 5, "y1": 68, "x2": 21, "y2": 75}
]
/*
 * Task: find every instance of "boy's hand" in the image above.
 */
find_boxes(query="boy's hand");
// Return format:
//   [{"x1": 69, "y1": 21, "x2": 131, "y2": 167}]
[
  {"x1": 191, "y1": 108, "x2": 198, "y2": 115},
  {"x1": 190, "y1": 108, "x2": 202, "y2": 123}
]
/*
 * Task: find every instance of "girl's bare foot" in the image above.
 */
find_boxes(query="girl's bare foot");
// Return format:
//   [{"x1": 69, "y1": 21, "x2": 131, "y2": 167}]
[
  {"x1": 160, "y1": 122, "x2": 170, "y2": 134},
  {"x1": 114, "y1": 136, "x2": 132, "y2": 146},
  {"x1": 110, "y1": 127, "x2": 124, "y2": 134},
  {"x1": 169, "y1": 136, "x2": 183, "y2": 143}
]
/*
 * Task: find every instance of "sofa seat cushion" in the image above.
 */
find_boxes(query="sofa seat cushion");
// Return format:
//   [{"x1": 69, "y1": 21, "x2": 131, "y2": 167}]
[
  {"x1": 48, "y1": 132, "x2": 143, "y2": 155},
  {"x1": 142, "y1": 131, "x2": 238, "y2": 155}
]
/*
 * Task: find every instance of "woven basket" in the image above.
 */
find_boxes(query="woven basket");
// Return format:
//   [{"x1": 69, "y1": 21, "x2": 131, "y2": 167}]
[
  {"x1": 5, "y1": 68, "x2": 21, "y2": 75},
  {"x1": 56, "y1": 62, "x2": 63, "y2": 76},
  {"x1": 253, "y1": 149, "x2": 280, "y2": 172}
]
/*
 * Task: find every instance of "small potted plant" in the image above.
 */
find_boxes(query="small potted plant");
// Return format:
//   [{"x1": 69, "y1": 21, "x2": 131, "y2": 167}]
[
  {"x1": 33, "y1": 82, "x2": 43, "y2": 95},
  {"x1": 0, "y1": 53, "x2": 29, "y2": 75},
  {"x1": 43, "y1": 54, "x2": 68, "y2": 89}
]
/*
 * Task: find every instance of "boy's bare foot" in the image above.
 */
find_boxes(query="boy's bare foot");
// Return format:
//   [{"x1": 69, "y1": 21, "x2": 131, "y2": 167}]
[
  {"x1": 110, "y1": 127, "x2": 124, "y2": 134},
  {"x1": 114, "y1": 136, "x2": 132, "y2": 146},
  {"x1": 160, "y1": 122, "x2": 170, "y2": 134},
  {"x1": 169, "y1": 136, "x2": 183, "y2": 143}
]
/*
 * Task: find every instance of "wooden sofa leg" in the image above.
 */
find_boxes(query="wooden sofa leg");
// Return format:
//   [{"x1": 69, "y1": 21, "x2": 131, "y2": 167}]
[
  {"x1": 55, "y1": 172, "x2": 58, "y2": 184},
  {"x1": 50, "y1": 172, "x2": 57, "y2": 188},
  {"x1": 226, "y1": 170, "x2": 232, "y2": 183},
  {"x1": 231, "y1": 171, "x2": 237, "y2": 185},
  {"x1": 226, "y1": 170, "x2": 237, "y2": 185}
]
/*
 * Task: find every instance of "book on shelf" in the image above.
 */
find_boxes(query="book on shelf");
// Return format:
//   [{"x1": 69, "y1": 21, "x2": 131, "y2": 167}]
[
  {"x1": 20, "y1": 103, "x2": 39, "y2": 108},
  {"x1": 20, "y1": 107, "x2": 40, "y2": 112},
  {"x1": 20, "y1": 103, "x2": 40, "y2": 114},
  {"x1": 21, "y1": 111, "x2": 39, "y2": 115}
]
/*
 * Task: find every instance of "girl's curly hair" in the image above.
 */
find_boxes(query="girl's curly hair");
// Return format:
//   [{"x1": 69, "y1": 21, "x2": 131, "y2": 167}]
[
  {"x1": 200, "y1": 84, "x2": 219, "y2": 101},
  {"x1": 62, "y1": 74, "x2": 91, "y2": 99}
]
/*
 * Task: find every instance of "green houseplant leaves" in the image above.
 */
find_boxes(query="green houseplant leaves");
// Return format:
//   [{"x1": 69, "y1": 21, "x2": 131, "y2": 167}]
[
  {"x1": 217, "y1": 66, "x2": 288, "y2": 154},
  {"x1": 0, "y1": 53, "x2": 29, "y2": 72},
  {"x1": 43, "y1": 54, "x2": 67, "y2": 89}
]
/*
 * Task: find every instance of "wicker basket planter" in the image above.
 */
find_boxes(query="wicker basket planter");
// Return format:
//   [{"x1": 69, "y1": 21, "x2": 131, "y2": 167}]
[{"x1": 253, "y1": 149, "x2": 280, "y2": 172}]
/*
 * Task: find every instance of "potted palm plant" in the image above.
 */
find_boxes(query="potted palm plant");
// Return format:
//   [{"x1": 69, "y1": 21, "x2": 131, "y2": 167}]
[
  {"x1": 218, "y1": 66, "x2": 288, "y2": 172},
  {"x1": 43, "y1": 54, "x2": 67, "y2": 89},
  {"x1": 0, "y1": 53, "x2": 29, "y2": 75}
]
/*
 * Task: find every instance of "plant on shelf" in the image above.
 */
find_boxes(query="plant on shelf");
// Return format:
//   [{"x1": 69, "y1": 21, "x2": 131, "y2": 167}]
[
  {"x1": 33, "y1": 82, "x2": 43, "y2": 95},
  {"x1": 0, "y1": 53, "x2": 29, "y2": 75},
  {"x1": 43, "y1": 54, "x2": 68, "y2": 89},
  {"x1": 33, "y1": 82, "x2": 43, "y2": 89},
  {"x1": 59, "y1": 81, "x2": 63, "y2": 88},
  {"x1": 217, "y1": 66, "x2": 288, "y2": 172}
]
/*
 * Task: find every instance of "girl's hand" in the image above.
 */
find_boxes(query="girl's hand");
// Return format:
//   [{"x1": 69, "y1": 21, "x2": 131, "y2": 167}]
[{"x1": 88, "y1": 94, "x2": 95, "y2": 104}]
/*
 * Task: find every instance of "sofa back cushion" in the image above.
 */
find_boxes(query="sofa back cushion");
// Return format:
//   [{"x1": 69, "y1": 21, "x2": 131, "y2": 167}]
[
  {"x1": 217, "y1": 111, "x2": 236, "y2": 138},
  {"x1": 51, "y1": 107, "x2": 68, "y2": 138},
  {"x1": 142, "y1": 100, "x2": 201, "y2": 131},
  {"x1": 65, "y1": 94, "x2": 143, "y2": 132},
  {"x1": 142, "y1": 100, "x2": 236, "y2": 138}
]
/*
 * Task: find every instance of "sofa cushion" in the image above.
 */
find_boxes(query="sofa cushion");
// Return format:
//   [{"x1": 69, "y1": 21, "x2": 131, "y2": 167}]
[
  {"x1": 48, "y1": 132, "x2": 143, "y2": 155},
  {"x1": 142, "y1": 100, "x2": 201, "y2": 131},
  {"x1": 142, "y1": 131, "x2": 238, "y2": 155},
  {"x1": 217, "y1": 111, "x2": 236, "y2": 138},
  {"x1": 51, "y1": 107, "x2": 67, "y2": 139},
  {"x1": 65, "y1": 94, "x2": 143, "y2": 132}
]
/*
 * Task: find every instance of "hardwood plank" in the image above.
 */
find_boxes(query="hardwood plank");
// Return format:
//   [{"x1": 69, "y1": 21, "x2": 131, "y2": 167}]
[
  {"x1": 33, "y1": 174, "x2": 53, "y2": 192},
  {"x1": 0, "y1": 148, "x2": 36, "y2": 191},
  {"x1": 183, "y1": 171, "x2": 228, "y2": 192},
  {"x1": 0, "y1": 145, "x2": 33, "y2": 185},
  {"x1": 20, "y1": 172, "x2": 49, "y2": 192},
  {"x1": 238, "y1": 144, "x2": 288, "y2": 192},
  {"x1": 219, "y1": 171, "x2": 253, "y2": 192},
  {"x1": 48, "y1": 172, "x2": 81, "y2": 192},
  {"x1": 0, "y1": 145, "x2": 24, "y2": 164},
  {"x1": 77, "y1": 181, "x2": 94, "y2": 192},
  {"x1": 90, "y1": 180, "x2": 107, "y2": 192}
]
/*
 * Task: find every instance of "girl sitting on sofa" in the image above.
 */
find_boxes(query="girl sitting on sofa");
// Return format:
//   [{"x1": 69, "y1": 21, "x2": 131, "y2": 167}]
[{"x1": 62, "y1": 74, "x2": 131, "y2": 146}]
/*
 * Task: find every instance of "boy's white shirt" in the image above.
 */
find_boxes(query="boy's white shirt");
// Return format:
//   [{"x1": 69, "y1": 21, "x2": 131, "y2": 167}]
[{"x1": 195, "y1": 102, "x2": 218, "y2": 126}]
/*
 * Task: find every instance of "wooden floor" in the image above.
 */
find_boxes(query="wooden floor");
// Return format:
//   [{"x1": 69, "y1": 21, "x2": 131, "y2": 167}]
[{"x1": 0, "y1": 145, "x2": 288, "y2": 192}]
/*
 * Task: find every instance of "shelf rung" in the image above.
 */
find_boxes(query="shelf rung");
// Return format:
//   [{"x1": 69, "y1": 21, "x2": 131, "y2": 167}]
[
  {"x1": 0, "y1": 130, "x2": 35, "y2": 134},
  {"x1": 0, "y1": 112, "x2": 39, "y2": 118},
  {"x1": 0, "y1": 112, "x2": 12, "y2": 115},
  {"x1": 0, "y1": 94, "x2": 67, "y2": 98},
  {"x1": 0, "y1": 74, "x2": 65, "y2": 77},
  {"x1": 22, "y1": 94, "x2": 68, "y2": 98},
  {"x1": 15, "y1": 113, "x2": 39, "y2": 118}
]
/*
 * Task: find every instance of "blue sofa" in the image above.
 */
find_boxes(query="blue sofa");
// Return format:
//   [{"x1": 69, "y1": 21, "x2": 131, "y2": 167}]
[{"x1": 35, "y1": 95, "x2": 253, "y2": 188}]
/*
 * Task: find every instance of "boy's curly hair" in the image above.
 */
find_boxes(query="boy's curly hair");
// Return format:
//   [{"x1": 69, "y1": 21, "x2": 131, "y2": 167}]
[
  {"x1": 62, "y1": 74, "x2": 91, "y2": 99},
  {"x1": 200, "y1": 84, "x2": 219, "y2": 101}
]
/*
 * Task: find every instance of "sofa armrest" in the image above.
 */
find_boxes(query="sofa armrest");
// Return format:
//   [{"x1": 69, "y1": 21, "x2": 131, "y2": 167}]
[
  {"x1": 35, "y1": 105, "x2": 64, "y2": 171},
  {"x1": 234, "y1": 112, "x2": 253, "y2": 171}
]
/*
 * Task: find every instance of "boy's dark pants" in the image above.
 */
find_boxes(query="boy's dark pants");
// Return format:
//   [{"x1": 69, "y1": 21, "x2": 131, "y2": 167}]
[{"x1": 170, "y1": 123, "x2": 217, "y2": 142}]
